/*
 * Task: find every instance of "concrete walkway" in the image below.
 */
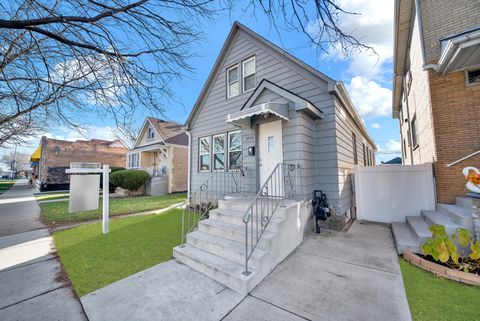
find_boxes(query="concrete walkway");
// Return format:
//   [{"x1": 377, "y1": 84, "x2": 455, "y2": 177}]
[
  {"x1": 0, "y1": 179, "x2": 44, "y2": 237},
  {"x1": 81, "y1": 221, "x2": 411, "y2": 321},
  {"x1": 0, "y1": 180, "x2": 87, "y2": 321}
]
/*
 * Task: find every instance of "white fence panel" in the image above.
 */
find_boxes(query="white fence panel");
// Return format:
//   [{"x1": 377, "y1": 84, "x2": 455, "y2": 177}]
[{"x1": 354, "y1": 163, "x2": 436, "y2": 223}]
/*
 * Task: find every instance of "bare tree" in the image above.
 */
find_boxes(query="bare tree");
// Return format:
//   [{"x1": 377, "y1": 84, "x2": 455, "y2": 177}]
[{"x1": 0, "y1": 0, "x2": 369, "y2": 148}]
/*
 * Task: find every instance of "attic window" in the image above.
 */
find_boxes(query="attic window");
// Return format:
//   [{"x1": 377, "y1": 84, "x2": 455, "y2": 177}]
[
  {"x1": 147, "y1": 127, "x2": 155, "y2": 140},
  {"x1": 466, "y1": 69, "x2": 480, "y2": 85},
  {"x1": 242, "y1": 56, "x2": 256, "y2": 92},
  {"x1": 227, "y1": 65, "x2": 239, "y2": 98}
]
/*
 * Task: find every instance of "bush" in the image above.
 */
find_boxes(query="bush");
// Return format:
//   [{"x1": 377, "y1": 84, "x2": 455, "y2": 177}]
[
  {"x1": 99, "y1": 167, "x2": 125, "y2": 192},
  {"x1": 422, "y1": 224, "x2": 480, "y2": 272},
  {"x1": 110, "y1": 169, "x2": 149, "y2": 192}
]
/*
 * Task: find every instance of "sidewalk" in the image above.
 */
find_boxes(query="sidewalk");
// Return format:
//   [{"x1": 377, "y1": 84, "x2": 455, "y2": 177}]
[
  {"x1": 0, "y1": 180, "x2": 87, "y2": 321},
  {"x1": 0, "y1": 179, "x2": 44, "y2": 237}
]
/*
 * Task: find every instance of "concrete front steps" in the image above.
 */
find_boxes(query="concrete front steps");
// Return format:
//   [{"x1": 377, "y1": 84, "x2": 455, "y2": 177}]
[
  {"x1": 173, "y1": 197, "x2": 310, "y2": 295},
  {"x1": 392, "y1": 197, "x2": 475, "y2": 254}
]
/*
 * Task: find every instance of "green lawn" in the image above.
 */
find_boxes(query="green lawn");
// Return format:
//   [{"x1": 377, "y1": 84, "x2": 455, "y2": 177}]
[
  {"x1": 53, "y1": 209, "x2": 188, "y2": 296},
  {"x1": 40, "y1": 193, "x2": 186, "y2": 225},
  {"x1": 0, "y1": 180, "x2": 15, "y2": 194},
  {"x1": 399, "y1": 258, "x2": 480, "y2": 321}
]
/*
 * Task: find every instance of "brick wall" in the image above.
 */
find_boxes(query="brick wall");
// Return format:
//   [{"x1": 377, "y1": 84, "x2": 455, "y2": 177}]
[
  {"x1": 419, "y1": 0, "x2": 480, "y2": 63},
  {"x1": 39, "y1": 137, "x2": 127, "y2": 185},
  {"x1": 400, "y1": 17, "x2": 436, "y2": 165},
  {"x1": 428, "y1": 70, "x2": 480, "y2": 203}
]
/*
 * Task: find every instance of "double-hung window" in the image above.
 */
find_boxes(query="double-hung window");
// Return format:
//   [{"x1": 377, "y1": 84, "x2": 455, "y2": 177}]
[
  {"x1": 228, "y1": 131, "x2": 242, "y2": 170},
  {"x1": 411, "y1": 116, "x2": 419, "y2": 147},
  {"x1": 227, "y1": 66, "x2": 239, "y2": 98},
  {"x1": 147, "y1": 127, "x2": 155, "y2": 140},
  {"x1": 128, "y1": 153, "x2": 139, "y2": 168},
  {"x1": 242, "y1": 57, "x2": 256, "y2": 92},
  {"x1": 199, "y1": 137, "x2": 211, "y2": 171},
  {"x1": 213, "y1": 134, "x2": 225, "y2": 171},
  {"x1": 352, "y1": 133, "x2": 358, "y2": 165}
]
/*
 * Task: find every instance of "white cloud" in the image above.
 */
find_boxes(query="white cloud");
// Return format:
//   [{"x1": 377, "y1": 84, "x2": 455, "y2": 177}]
[
  {"x1": 375, "y1": 139, "x2": 402, "y2": 163},
  {"x1": 371, "y1": 123, "x2": 381, "y2": 129},
  {"x1": 346, "y1": 76, "x2": 392, "y2": 117}
]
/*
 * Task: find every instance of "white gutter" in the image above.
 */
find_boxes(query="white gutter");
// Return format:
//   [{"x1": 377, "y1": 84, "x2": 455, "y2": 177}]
[{"x1": 186, "y1": 131, "x2": 192, "y2": 197}]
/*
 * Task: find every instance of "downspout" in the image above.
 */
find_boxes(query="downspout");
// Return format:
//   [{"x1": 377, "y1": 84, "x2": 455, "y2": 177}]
[{"x1": 186, "y1": 130, "x2": 192, "y2": 197}]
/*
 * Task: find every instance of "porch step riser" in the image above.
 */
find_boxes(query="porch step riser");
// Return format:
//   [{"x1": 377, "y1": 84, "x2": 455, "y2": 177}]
[
  {"x1": 186, "y1": 235, "x2": 263, "y2": 267},
  {"x1": 173, "y1": 248, "x2": 247, "y2": 294},
  {"x1": 455, "y1": 197, "x2": 474, "y2": 210},
  {"x1": 436, "y1": 204, "x2": 473, "y2": 230},
  {"x1": 218, "y1": 200, "x2": 251, "y2": 212},
  {"x1": 198, "y1": 220, "x2": 273, "y2": 250},
  {"x1": 209, "y1": 210, "x2": 284, "y2": 227}
]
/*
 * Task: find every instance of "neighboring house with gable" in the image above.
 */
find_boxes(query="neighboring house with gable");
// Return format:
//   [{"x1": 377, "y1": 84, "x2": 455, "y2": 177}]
[
  {"x1": 173, "y1": 22, "x2": 376, "y2": 294},
  {"x1": 126, "y1": 117, "x2": 188, "y2": 194},
  {"x1": 391, "y1": 0, "x2": 480, "y2": 253}
]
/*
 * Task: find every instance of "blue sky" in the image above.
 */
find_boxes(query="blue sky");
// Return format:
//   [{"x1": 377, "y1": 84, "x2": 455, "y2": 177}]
[{"x1": 8, "y1": 0, "x2": 401, "y2": 165}]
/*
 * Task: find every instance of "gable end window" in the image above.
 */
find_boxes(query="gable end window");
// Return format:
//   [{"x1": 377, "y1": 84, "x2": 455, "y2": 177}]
[
  {"x1": 242, "y1": 57, "x2": 256, "y2": 92},
  {"x1": 466, "y1": 69, "x2": 480, "y2": 86},
  {"x1": 227, "y1": 66, "x2": 239, "y2": 98},
  {"x1": 199, "y1": 137, "x2": 211, "y2": 172},
  {"x1": 147, "y1": 127, "x2": 155, "y2": 140}
]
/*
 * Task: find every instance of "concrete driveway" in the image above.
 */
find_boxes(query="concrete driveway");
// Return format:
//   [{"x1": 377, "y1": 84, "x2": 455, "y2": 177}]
[
  {"x1": 81, "y1": 221, "x2": 411, "y2": 321},
  {"x1": 0, "y1": 180, "x2": 87, "y2": 321},
  {"x1": 224, "y1": 221, "x2": 412, "y2": 321}
]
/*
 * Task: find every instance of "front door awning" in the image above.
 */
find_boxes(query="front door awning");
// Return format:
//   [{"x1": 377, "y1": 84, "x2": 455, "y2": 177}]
[
  {"x1": 226, "y1": 102, "x2": 289, "y2": 128},
  {"x1": 30, "y1": 146, "x2": 41, "y2": 162}
]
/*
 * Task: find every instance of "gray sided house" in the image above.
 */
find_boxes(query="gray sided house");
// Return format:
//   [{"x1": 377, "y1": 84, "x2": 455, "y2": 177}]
[{"x1": 185, "y1": 22, "x2": 376, "y2": 224}]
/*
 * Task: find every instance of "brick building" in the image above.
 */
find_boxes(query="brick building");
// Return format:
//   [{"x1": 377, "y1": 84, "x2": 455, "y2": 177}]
[
  {"x1": 393, "y1": 0, "x2": 480, "y2": 203},
  {"x1": 31, "y1": 136, "x2": 128, "y2": 191}
]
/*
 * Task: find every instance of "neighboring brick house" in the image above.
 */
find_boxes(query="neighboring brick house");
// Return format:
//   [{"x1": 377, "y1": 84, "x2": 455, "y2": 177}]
[
  {"x1": 393, "y1": 0, "x2": 480, "y2": 204},
  {"x1": 126, "y1": 117, "x2": 188, "y2": 194},
  {"x1": 31, "y1": 137, "x2": 128, "y2": 191}
]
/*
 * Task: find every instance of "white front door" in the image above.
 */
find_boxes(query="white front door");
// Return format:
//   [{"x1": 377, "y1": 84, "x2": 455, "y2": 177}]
[{"x1": 258, "y1": 120, "x2": 284, "y2": 194}]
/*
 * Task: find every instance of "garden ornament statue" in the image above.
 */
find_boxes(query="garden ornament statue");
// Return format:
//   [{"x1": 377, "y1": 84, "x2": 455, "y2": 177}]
[
  {"x1": 463, "y1": 166, "x2": 480, "y2": 241},
  {"x1": 463, "y1": 166, "x2": 480, "y2": 194}
]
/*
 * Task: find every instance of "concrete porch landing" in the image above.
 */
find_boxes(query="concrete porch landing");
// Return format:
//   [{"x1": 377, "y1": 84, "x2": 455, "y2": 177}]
[{"x1": 81, "y1": 221, "x2": 410, "y2": 321}]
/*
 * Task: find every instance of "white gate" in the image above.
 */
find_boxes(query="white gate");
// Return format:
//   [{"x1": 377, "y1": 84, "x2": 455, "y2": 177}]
[{"x1": 354, "y1": 163, "x2": 436, "y2": 223}]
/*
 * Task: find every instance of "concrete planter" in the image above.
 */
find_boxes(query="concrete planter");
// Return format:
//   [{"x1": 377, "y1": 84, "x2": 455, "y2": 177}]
[{"x1": 403, "y1": 251, "x2": 480, "y2": 286}]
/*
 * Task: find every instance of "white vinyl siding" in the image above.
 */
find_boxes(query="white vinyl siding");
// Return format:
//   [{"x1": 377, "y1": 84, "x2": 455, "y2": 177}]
[
  {"x1": 227, "y1": 65, "x2": 239, "y2": 98},
  {"x1": 242, "y1": 56, "x2": 256, "y2": 92}
]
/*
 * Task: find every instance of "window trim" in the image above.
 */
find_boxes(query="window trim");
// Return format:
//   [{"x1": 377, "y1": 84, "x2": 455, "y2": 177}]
[
  {"x1": 212, "y1": 134, "x2": 225, "y2": 172},
  {"x1": 242, "y1": 56, "x2": 256, "y2": 93},
  {"x1": 465, "y1": 67, "x2": 480, "y2": 86},
  {"x1": 199, "y1": 136, "x2": 211, "y2": 172},
  {"x1": 352, "y1": 133, "x2": 358, "y2": 165},
  {"x1": 362, "y1": 143, "x2": 366, "y2": 166},
  {"x1": 411, "y1": 115, "x2": 419, "y2": 148},
  {"x1": 128, "y1": 153, "x2": 139, "y2": 169},
  {"x1": 226, "y1": 65, "x2": 239, "y2": 98},
  {"x1": 228, "y1": 130, "x2": 243, "y2": 171},
  {"x1": 147, "y1": 127, "x2": 155, "y2": 140}
]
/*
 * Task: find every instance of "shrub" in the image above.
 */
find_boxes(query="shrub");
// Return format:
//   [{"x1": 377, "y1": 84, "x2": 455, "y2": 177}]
[
  {"x1": 110, "y1": 169, "x2": 149, "y2": 192},
  {"x1": 99, "y1": 167, "x2": 125, "y2": 192},
  {"x1": 422, "y1": 224, "x2": 480, "y2": 272}
]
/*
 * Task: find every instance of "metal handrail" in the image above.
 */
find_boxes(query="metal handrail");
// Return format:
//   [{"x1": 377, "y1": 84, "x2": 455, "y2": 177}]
[
  {"x1": 447, "y1": 149, "x2": 480, "y2": 167},
  {"x1": 242, "y1": 163, "x2": 297, "y2": 276},
  {"x1": 180, "y1": 169, "x2": 245, "y2": 246}
]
